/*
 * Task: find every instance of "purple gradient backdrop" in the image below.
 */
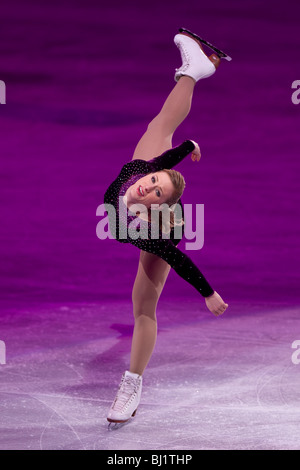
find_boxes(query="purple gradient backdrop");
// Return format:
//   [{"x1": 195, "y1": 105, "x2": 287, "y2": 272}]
[{"x1": 0, "y1": 0, "x2": 299, "y2": 308}]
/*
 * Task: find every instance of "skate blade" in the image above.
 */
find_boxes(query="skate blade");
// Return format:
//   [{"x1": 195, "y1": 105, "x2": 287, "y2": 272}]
[
  {"x1": 107, "y1": 408, "x2": 137, "y2": 431},
  {"x1": 108, "y1": 421, "x2": 128, "y2": 431},
  {"x1": 179, "y1": 27, "x2": 232, "y2": 61}
]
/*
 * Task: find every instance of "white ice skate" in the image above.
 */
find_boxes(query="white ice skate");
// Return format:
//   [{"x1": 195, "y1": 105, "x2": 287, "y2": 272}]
[
  {"x1": 107, "y1": 371, "x2": 142, "y2": 428},
  {"x1": 174, "y1": 26, "x2": 232, "y2": 83},
  {"x1": 174, "y1": 33, "x2": 217, "y2": 82}
]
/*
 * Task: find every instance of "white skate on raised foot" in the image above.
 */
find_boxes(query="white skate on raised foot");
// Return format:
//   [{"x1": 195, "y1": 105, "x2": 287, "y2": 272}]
[
  {"x1": 107, "y1": 370, "x2": 142, "y2": 430},
  {"x1": 174, "y1": 27, "x2": 232, "y2": 82}
]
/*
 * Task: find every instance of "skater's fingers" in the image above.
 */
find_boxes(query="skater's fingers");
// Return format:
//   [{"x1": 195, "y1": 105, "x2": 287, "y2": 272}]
[
  {"x1": 212, "y1": 307, "x2": 221, "y2": 316},
  {"x1": 218, "y1": 304, "x2": 228, "y2": 315},
  {"x1": 213, "y1": 305, "x2": 228, "y2": 316},
  {"x1": 191, "y1": 152, "x2": 200, "y2": 162}
]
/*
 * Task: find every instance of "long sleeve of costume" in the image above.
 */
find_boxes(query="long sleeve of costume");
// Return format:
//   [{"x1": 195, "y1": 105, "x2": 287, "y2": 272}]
[{"x1": 146, "y1": 140, "x2": 195, "y2": 171}]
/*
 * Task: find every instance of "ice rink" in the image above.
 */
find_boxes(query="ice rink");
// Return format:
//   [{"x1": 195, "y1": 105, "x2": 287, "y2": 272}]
[
  {"x1": 0, "y1": 299, "x2": 300, "y2": 450},
  {"x1": 0, "y1": 0, "x2": 299, "y2": 450}
]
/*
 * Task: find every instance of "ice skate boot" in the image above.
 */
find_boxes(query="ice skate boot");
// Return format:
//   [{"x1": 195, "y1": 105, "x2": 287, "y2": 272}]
[
  {"x1": 107, "y1": 371, "x2": 142, "y2": 428},
  {"x1": 174, "y1": 28, "x2": 231, "y2": 82}
]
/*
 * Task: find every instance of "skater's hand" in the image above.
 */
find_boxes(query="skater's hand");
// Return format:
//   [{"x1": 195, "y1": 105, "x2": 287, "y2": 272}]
[
  {"x1": 205, "y1": 291, "x2": 228, "y2": 317},
  {"x1": 190, "y1": 140, "x2": 201, "y2": 162}
]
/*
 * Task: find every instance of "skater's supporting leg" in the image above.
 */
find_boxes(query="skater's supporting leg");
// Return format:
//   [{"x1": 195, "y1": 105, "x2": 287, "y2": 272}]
[
  {"x1": 132, "y1": 76, "x2": 195, "y2": 161},
  {"x1": 130, "y1": 251, "x2": 171, "y2": 375}
]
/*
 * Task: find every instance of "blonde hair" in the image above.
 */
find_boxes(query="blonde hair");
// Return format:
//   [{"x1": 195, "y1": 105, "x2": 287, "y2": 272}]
[
  {"x1": 151, "y1": 169, "x2": 186, "y2": 234},
  {"x1": 162, "y1": 169, "x2": 186, "y2": 205}
]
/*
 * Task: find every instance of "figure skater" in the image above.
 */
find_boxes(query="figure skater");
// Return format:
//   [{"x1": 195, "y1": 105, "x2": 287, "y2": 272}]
[{"x1": 104, "y1": 28, "x2": 230, "y2": 426}]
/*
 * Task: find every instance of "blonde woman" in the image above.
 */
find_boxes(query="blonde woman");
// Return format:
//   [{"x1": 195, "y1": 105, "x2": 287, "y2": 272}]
[{"x1": 104, "y1": 28, "x2": 229, "y2": 426}]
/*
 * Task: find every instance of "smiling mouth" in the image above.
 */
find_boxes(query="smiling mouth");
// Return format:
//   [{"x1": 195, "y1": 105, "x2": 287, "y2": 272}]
[{"x1": 137, "y1": 185, "x2": 144, "y2": 197}]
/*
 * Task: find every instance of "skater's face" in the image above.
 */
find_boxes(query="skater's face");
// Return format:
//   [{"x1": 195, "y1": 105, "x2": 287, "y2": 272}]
[{"x1": 125, "y1": 171, "x2": 175, "y2": 209}]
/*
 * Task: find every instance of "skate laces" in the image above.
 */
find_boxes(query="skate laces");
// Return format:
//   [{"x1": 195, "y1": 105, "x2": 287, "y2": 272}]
[
  {"x1": 175, "y1": 36, "x2": 209, "y2": 74},
  {"x1": 112, "y1": 376, "x2": 139, "y2": 412},
  {"x1": 176, "y1": 42, "x2": 190, "y2": 72}
]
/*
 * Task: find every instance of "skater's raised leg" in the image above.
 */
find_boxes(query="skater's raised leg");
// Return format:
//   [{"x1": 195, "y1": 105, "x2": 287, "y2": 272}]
[
  {"x1": 132, "y1": 75, "x2": 196, "y2": 161},
  {"x1": 132, "y1": 32, "x2": 220, "y2": 161}
]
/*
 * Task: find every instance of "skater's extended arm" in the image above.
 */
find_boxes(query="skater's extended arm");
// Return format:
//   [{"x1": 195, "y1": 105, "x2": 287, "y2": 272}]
[
  {"x1": 133, "y1": 236, "x2": 214, "y2": 297},
  {"x1": 147, "y1": 140, "x2": 197, "y2": 171},
  {"x1": 131, "y1": 237, "x2": 228, "y2": 315}
]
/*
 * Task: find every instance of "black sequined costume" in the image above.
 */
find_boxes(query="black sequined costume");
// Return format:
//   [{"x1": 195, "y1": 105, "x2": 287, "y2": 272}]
[{"x1": 104, "y1": 140, "x2": 214, "y2": 297}]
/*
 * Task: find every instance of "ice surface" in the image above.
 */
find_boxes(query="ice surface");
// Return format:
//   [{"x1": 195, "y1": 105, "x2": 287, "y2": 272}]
[{"x1": 0, "y1": 301, "x2": 300, "y2": 450}]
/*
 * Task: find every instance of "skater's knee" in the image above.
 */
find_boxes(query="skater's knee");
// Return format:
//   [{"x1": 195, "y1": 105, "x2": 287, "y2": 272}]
[
  {"x1": 132, "y1": 296, "x2": 157, "y2": 321},
  {"x1": 133, "y1": 307, "x2": 157, "y2": 322}
]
